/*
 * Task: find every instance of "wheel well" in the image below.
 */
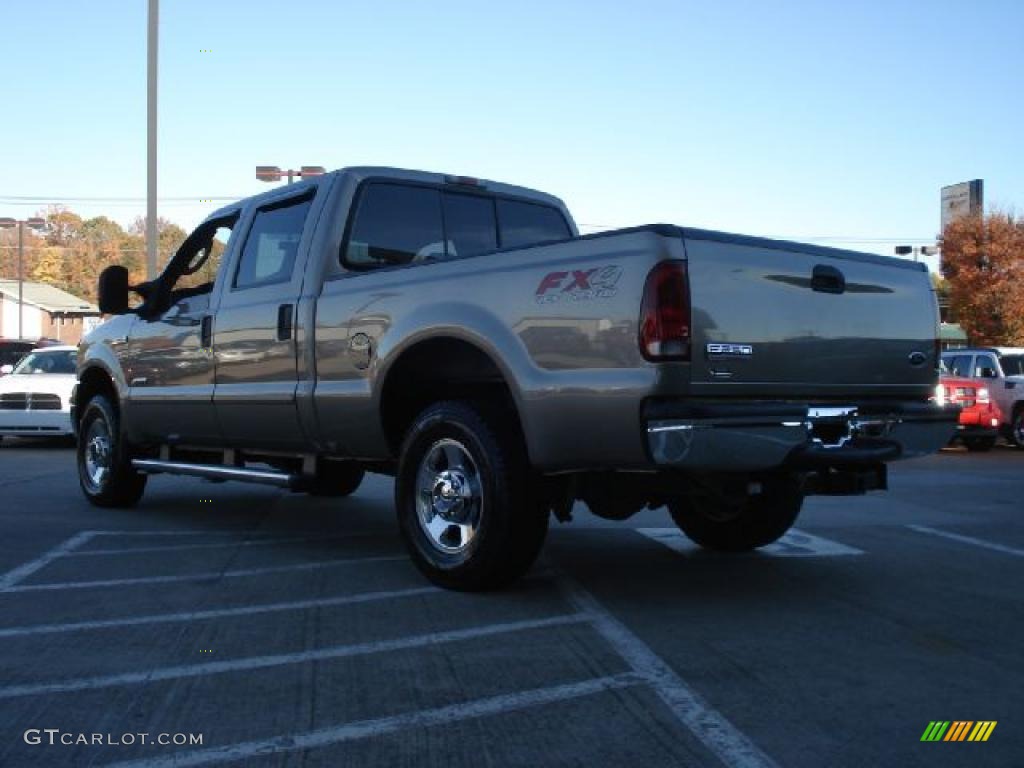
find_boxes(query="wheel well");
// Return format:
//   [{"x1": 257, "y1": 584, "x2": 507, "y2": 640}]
[
  {"x1": 380, "y1": 338, "x2": 524, "y2": 456},
  {"x1": 76, "y1": 367, "x2": 117, "y2": 429}
]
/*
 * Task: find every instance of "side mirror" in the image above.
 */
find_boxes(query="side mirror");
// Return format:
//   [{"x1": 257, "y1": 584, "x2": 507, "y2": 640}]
[
  {"x1": 98, "y1": 265, "x2": 130, "y2": 315},
  {"x1": 0, "y1": 364, "x2": 13, "y2": 376},
  {"x1": 978, "y1": 367, "x2": 997, "y2": 379}
]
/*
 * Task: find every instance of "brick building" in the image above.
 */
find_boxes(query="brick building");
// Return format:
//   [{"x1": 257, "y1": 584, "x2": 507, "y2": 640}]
[{"x1": 0, "y1": 280, "x2": 101, "y2": 345}]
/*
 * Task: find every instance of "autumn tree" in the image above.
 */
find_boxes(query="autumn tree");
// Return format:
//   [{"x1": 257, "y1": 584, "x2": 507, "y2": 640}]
[{"x1": 941, "y1": 212, "x2": 1024, "y2": 346}]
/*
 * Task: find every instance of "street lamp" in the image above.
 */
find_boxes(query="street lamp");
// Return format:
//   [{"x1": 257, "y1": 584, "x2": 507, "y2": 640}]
[
  {"x1": 895, "y1": 245, "x2": 940, "y2": 263},
  {"x1": 256, "y1": 165, "x2": 326, "y2": 185},
  {"x1": 0, "y1": 216, "x2": 47, "y2": 338}
]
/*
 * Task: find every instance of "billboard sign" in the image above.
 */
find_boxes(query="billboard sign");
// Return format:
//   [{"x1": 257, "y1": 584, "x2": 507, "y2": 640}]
[{"x1": 941, "y1": 180, "x2": 983, "y2": 230}]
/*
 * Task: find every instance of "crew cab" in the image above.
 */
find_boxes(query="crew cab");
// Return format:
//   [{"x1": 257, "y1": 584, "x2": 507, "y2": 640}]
[
  {"x1": 75, "y1": 167, "x2": 956, "y2": 590},
  {"x1": 941, "y1": 347, "x2": 1024, "y2": 447}
]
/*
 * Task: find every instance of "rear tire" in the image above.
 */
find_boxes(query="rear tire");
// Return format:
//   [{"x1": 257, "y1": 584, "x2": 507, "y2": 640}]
[
  {"x1": 668, "y1": 474, "x2": 803, "y2": 552},
  {"x1": 396, "y1": 400, "x2": 548, "y2": 591},
  {"x1": 963, "y1": 436, "x2": 996, "y2": 452},
  {"x1": 77, "y1": 394, "x2": 146, "y2": 507}
]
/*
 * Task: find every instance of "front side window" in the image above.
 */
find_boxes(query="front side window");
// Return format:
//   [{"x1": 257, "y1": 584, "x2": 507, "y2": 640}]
[
  {"x1": 497, "y1": 199, "x2": 571, "y2": 249},
  {"x1": 235, "y1": 195, "x2": 313, "y2": 289},
  {"x1": 173, "y1": 223, "x2": 235, "y2": 296},
  {"x1": 948, "y1": 355, "x2": 973, "y2": 377},
  {"x1": 345, "y1": 184, "x2": 444, "y2": 269},
  {"x1": 13, "y1": 350, "x2": 77, "y2": 375}
]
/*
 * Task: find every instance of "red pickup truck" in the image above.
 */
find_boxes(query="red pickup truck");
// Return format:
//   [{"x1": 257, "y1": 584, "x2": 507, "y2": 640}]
[{"x1": 939, "y1": 373, "x2": 1001, "y2": 451}]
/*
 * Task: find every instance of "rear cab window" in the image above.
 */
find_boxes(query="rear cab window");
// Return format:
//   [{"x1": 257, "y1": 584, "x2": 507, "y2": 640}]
[
  {"x1": 342, "y1": 180, "x2": 572, "y2": 271},
  {"x1": 497, "y1": 199, "x2": 571, "y2": 248}
]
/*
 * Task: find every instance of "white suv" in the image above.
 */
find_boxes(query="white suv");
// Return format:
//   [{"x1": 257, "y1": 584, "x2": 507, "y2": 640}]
[{"x1": 941, "y1": 347, "x2": 1024, "y2": 447}]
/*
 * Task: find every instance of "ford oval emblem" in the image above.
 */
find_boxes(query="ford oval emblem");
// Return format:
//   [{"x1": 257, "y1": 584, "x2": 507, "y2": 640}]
[{"x1": 908, "y1": 351, "x2": 927, "y2": 366}]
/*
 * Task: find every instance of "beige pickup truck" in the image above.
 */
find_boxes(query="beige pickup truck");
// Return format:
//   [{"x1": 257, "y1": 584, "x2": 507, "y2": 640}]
[{"x1": 75, "y1": 167, "x2": 956, "y2": 589}]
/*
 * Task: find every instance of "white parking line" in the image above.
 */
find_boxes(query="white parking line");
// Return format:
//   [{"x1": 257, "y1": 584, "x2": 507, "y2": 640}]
[
  {"x1": 104, "y1": 673, "x2": 643, "y2": 768},
  {"x1": 0, "y1": 613, "x2": 592, "y2": 699},
  {"x1": 906, "y1": 525, "x2": 1024, "y2": 558},
  {"x1": 1, "y1": 554, "x2": 408, "y2": 593},
  {"x1": 0, "y1": 586, "x2": 438, "y2": 639},
  {"x1": 557, "y1": 574, "x2": 780, "y2": 768},
  {"x1": 68, "y1": 534, "x2": 381, "y2": 557},
  {"x1": 0, "y1": 532, "x2": 96, "y2": 590},
  {"x1": 637, "y1": 527, "x2": 863, "y2": 558}
]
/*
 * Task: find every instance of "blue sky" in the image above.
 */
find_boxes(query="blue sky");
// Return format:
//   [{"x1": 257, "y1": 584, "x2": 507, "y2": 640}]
[{"x1": 1, "y1": 0, "x2": 1022, "y2": 272}]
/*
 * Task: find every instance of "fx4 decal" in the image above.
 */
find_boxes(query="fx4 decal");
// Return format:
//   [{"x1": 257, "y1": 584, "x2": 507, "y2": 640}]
[{"x1": 535, "y1": 265, "x2": 623, "y2": 304}]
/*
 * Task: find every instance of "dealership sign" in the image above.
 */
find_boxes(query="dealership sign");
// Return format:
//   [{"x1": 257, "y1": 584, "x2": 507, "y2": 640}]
[{"x1": 941, "y1": 179, "x2": 983, "y2": 230}]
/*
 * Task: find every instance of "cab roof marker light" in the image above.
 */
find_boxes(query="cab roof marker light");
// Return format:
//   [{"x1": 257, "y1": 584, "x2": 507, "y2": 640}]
[{"x1": 444, "y1": 175, "x2": 485, "y2": 188}]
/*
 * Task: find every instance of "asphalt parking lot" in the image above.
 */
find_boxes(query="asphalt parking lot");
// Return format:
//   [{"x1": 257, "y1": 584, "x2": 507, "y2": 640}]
[{"x1": 0, "y1": 440, "x2": 1020, "y2": 768}]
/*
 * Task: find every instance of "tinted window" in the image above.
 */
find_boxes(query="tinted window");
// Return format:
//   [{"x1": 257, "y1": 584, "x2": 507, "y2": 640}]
[
  {"x1": 13, "y1": 349, "x2": 76, "y2": 375},
  {"x1": 443, "y1": 193, "x2": 497, "y2": 258},
  {"x1": 235, "y1": 195, "x2": 313, "y2": 289},
  {"x1": 345, "y1": 184, "x2": 444, "y2": 268},
  {"x1": 974, "y1": 354, "x2": 998, "y2": 377},
  {"x1": 497, "y1": 199, "x2": 571, "y2": 249},
  {"x1": 1000, "y1": 354, "x2": 1024, "y2": 376},
  {"x1": 948, "y1": 355, "x2": 973, "y2": 377}
]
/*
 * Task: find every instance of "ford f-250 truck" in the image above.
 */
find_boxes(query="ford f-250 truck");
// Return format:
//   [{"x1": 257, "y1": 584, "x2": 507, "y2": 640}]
[{"x1": 75, "y1": 167, "x2": 956, "y2": 590}]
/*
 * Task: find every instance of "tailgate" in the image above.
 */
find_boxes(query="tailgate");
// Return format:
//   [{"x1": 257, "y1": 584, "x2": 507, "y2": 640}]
[{"x1": 684, "y1": 231, "x2": 938, "y2": 397}]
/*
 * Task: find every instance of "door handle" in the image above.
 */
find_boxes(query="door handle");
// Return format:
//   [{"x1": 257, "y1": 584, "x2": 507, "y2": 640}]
[
  {"x1": 811, "y1": 264, "x2": 846, "y2": 294},
  {"x1": 200, "y1": 315, "x2": 213, "y2": 348},
  {"x1": 277, "y1": 304, "x2": 294, "y2": 341}
]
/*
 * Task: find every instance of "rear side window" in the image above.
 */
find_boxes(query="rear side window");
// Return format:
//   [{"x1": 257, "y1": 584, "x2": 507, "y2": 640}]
[
  {"x1": 974, "y1": 354, "x2": 998, "y2": 377},
  {"x1": 345, "y1": 184, "x2": 444, "y2": 268},
  {"x1": 443, "y1": 193, "x2": 497, "y2": 258},
  {"x1": 497, "y1": 199, "x2": 571, "y2": 249},
  {"x1": 235, "y1": 194, "x2": 313, "y2": 289}
]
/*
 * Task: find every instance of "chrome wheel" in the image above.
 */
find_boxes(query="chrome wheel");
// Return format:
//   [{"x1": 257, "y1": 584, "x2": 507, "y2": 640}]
[
  {"x1": 83, "y1": 417, "x2": 112, "y2": 491},
  {"x1": 415, "y1": 438, "x2": 483, "y2": 554}
]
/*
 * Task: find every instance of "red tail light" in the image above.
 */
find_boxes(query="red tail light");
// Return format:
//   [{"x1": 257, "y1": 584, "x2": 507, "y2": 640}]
[{"x1": 640, "y1": 260, "x2": 690, "y2": 361}]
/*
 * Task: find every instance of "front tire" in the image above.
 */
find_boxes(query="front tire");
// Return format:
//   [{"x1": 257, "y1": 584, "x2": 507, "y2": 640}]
[
  {"x1": 1010, "y1": 407, "x2": 1024, "y2": 449},
  {"x1": 396, "y1": 400, "x2": 548, "y2": 591},
  {"x1": 963, "y1": 436, "x2": 996, "y2": 452},
  {"x1": 77, "y1": 394, "x2": 146, "y2": 507},
  {"x1": 668, "y1": 474, "x2": 803, "y2": 552}
]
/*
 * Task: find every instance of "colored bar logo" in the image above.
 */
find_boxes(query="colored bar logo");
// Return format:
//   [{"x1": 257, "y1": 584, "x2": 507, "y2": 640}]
[{"x1": 921, "y1": 721, "x2": 997, "y2": 742}]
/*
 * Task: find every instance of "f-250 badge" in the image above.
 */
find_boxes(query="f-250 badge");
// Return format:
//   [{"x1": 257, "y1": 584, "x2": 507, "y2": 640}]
[{"x1": 535, "y1": 265, "x2": 623, "y2": 304}]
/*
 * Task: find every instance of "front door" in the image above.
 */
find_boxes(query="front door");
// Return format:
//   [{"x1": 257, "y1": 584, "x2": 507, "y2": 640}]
[
  {"x1": 213, "y1": 189, "x2": 318, "y2": 450},
  {"x1": 124, "y1": 215, "x2": 237, "y2": 445}
]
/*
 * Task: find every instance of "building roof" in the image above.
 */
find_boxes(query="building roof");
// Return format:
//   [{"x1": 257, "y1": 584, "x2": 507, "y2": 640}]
[{"x1": 0, "y1": 280, "x2": 98, "y2": 314}]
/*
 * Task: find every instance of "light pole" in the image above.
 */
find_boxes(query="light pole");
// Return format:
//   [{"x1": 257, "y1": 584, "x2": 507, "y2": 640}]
[
  {"x1": 0, "y1": 216, "x2": 47, "y2": 338},
  {"x1": 895, "y1": 245, "x2": 940, "y2": 263},
  {"x1": 147, "y1": 0, "x2": 159, "y2": 279},
  {"x1": 256, "y1": 166, "x2": 326, "y2": 185}
]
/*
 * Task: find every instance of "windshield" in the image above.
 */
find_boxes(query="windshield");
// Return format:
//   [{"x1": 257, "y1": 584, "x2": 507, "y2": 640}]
[
  {"x1": 12, "y1": 349, "x2": 77, "y2": 375},
  {"x1": 999, "y1": 354, "x2": 1024, "y2": 376}
]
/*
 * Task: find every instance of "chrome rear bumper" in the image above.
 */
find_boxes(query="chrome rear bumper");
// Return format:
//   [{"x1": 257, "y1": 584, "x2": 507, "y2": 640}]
[{"x1": 646, "y1": 401, "x2": 958, "y2": 471}]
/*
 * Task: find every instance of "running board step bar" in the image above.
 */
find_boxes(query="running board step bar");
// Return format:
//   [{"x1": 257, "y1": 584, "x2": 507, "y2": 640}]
[{"x1": 131, "y1": 459, "x2": 300, "y2": 488}]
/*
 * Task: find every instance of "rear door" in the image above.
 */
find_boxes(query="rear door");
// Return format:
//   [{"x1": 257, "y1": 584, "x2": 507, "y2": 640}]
[
  {"x1": 686, "y1": 234, "x2": 939, "y2": 398},
  {"x1": 213, "y1": 188, "x2": 319, "y2": 449}
]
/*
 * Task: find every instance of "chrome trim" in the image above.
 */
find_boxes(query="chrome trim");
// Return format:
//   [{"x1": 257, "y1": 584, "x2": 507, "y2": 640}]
[{"x1": 131, "y1": 459, "x2": 298, "y2": 487}]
